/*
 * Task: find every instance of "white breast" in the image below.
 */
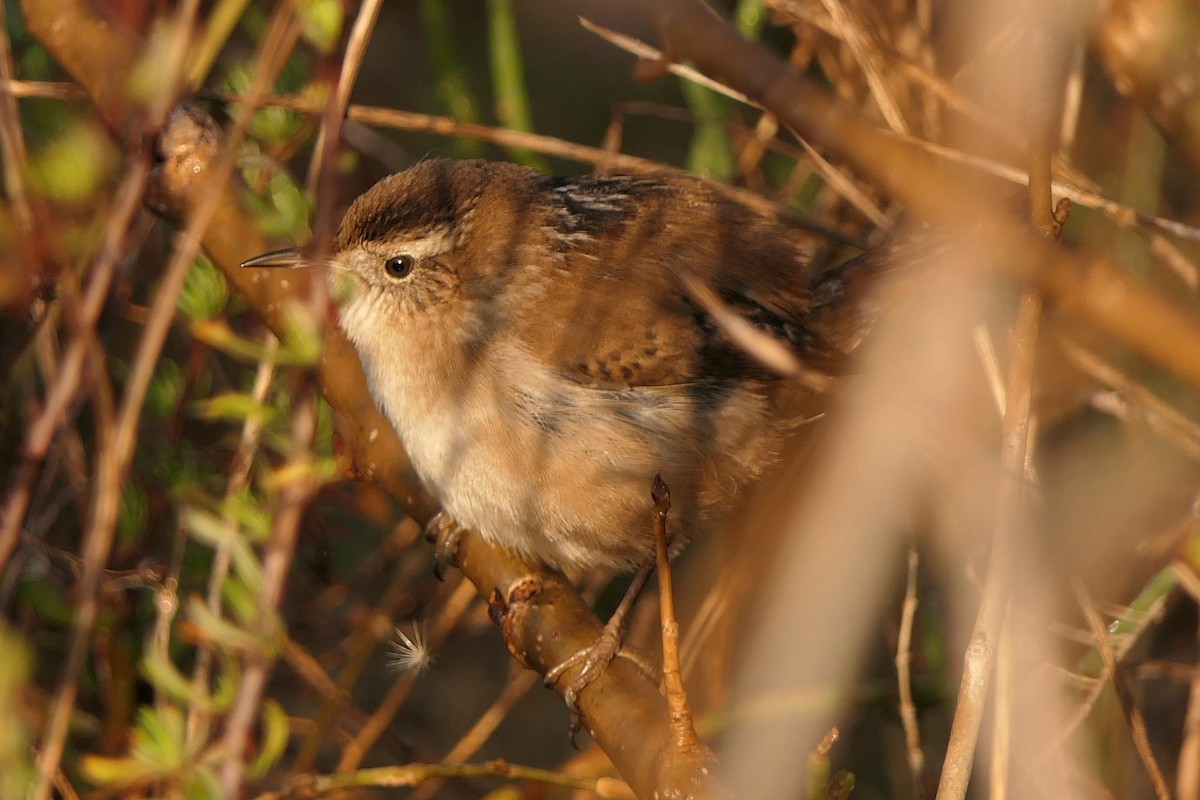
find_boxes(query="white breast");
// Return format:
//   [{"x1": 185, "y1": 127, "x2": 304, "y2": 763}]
[{"x1": 341, "y1": 289, "x2": 773, "y2": 568}]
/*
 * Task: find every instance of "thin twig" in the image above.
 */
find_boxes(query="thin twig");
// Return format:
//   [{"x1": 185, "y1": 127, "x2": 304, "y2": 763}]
[
  {"x1": 1073, "y1": 581, "x2": 1172, "y2": 800},
  {"x1": 0, "y1": 149, "x2": 148, "y2": 577},
  {"x1": 990, "y1": 607, "x2": 1012, "y2": 800},
  {"x1": 407, "y1": 667, "x2": 542, "y2": 800},
  {"x1": 1176, "y1": 615, "x2": 1200, "y2": 800},
  {"x1": 219, "y1": 387, "x2": 320, "y2": 796},
  {"x1": 0, "y1": 77, "x2": 86, "y2": 100},
  {"x1": 817, "y1": 0, "x2": 909, "y2": 134},
  {"x1": 306, "y1": 0, "x2": 383, "y2": 196},
  {"x1": 250, "y1": 759, "x2": 634, "y2": 800},
  {"x1": 896, "y1": 546, "x2": 926, "y2": 800},
  {"x1": 1052, "y1": 566, "x2": 1176, "y2": 749},
  {"x1": 935, "y1": 288, "x2": 1040, "y2": 800},
  {"x1": 185, "y1": 335, "x2": 278, "y2": 748},
  {"x1": 29, "y1": 0, "x2": 207, "y2": 793},
  {"x1": 292, "y1": 524, "x2": 436, "y2": 772},
  {"x1": 336, "y1": 577, "x2": 477, "y2": 771},
  {"x1": 0, "y1": 1, "x2": 34, "y2": 233},
  {"x1": 579, "y1": 16, "x2": 888, "y2": 227},
  {"x1": 203, "y1": 90, "x2": 865, "y2": 248},
  {"x1": 1059, "y1": 339, "x2": 1200, "y2": 462},
  {"x1": 649, "y1": 474, "x2": 719, "y2": 798}
]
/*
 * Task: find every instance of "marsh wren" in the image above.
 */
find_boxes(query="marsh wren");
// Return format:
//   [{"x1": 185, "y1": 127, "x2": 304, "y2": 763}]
[{"x1": 246, "y1": 159, "x2": 864, "y2": 570}]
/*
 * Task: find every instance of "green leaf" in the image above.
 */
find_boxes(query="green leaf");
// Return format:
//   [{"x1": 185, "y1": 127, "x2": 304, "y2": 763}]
[
  {"x1": 147, "y1": 359, "x2": 184, "y2": 419},
  {"x1": 187, "y1": 595, "x2": 269, "y2": 656},
  {"x1": 190, "y1": 318, "x2": 305, "y2": 365},
  {"x1": 186, "y1": 765, "x2": 223, "y2": 800},
  {"x1": 297, "y1": 0, "x2": 343, "y2": 52},
  {"x1": 178, "y1": 255, "x2": 229, "y2": 321},
  {"x1": 734, "y1": 0, "x2": 768, "y2": 38},
  {"x1": 182, "y1": 508, "x2": 264, "y2": 591},
  {"x1": 264, "y1": 455, "x2": 336, "y2": 492},
  {"x1": 421, "y1": 0, "x2": 485, "y2": 158},
  {"x1": 250, "y1": 700, "x2": 290, "y2": 778},
  {"x1": 681, "y1": 80, "x2": 735, "y2": 181},
  {"x1": 225, "y1": 65, "x2": 307, "y2": 147},
  {"x1": 221, "y1": 579, "x2": 284, "y2": 658},
  {"x1": 218, "y1": 491, "x2": 272, "y2": 543},
  {"x1": 209, "y1": 650, "x2": 241, "y2": 710},
  {"x1": 82, "y1": 706, "x2": 188, "y2": 786},
  {"x1": 26, "y1": 120, "x2": 116, "y2": 203},
  {"x1": 0, "y1": 625, "x2": 33, "y2": 800},
  {"x1": 261, "y1": 168, "x2": 313, "y2": 238},
  {"x1": 142, "y1": 648, "x2": 213, "y2": 711},
  {"x1": 486, "y1": 0, "x2": 548, "y2": 170},
  {"x1": 79, "y1": 753, "x2": 157, "y2": 786},
  {"x1": 221, "y1": 576, "x2": 260, "y2": 627},
  {"x1": 130, "y1": 706, "x2": 186, "y2": 770},
  {"x1": 279, "y1": 300, "x2": 322, "y2": 365},
  {"x1": 193, "y1": 392, "x2": 278, "y2": 425}
]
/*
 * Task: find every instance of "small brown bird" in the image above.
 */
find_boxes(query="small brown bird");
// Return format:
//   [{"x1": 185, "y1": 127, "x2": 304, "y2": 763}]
[{"x1": 249, "y1": 159, "x2": 867, "y2": 571}]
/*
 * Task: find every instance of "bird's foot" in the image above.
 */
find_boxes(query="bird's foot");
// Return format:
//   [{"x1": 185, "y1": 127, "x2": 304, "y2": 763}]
[
  {"x1": 544, "y1": 558, "x2": 658, "y2": 742},
  {"x1": 423, "y1": 511, "x2": 464, "y2": 579},
  {"x1": 545, "y1": 618, "x2": 657, "y2": 743}
]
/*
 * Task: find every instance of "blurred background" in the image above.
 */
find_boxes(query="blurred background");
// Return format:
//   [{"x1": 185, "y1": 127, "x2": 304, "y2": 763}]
[{"x1": 4, "y1": 1, "x2": 1200, "y2": 798}]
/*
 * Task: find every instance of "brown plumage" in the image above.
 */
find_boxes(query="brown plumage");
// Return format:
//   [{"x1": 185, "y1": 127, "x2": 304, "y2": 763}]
[{"x1": 329, "y1": 159, "x2": 867, "y2": 569}]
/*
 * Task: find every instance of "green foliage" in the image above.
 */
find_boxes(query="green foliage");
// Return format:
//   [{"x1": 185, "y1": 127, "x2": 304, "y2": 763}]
[
  {"x1": 278, "y1": 299, "x2": 323, "y2": 365},
  {"x1": 142, "y1": 645, "x2": 234, "y2": 712},
  {"x1": 183, "y1": 508, "x2": 266, "y2": 590},
  {"x1": 224, "y1": 64, "x2": 307, "y2": 147},
  {"x1": 296, "y1": 0, "x2": 343, "y2": 53},
  {"x1": 193, "y1": 392, "x2": 278, "y2": 425},
  {"x1": 0, "y1": 625, "x2": 33, "y2": 800},
  {"x1": 128, "y1": 22, "x2": 182, "y2": 103},
  {"x1": 734, "y1": 0, "x2": 768, "y2": 38},
  {"x1": 487, "y1": 0, "x2": 548, "y2": 170},
  {"x1": 251, "y1": 700, "x2": 290, "y2": 778},
  {"x1": 241, "y1": 161, "x2": 313, "y2": 239},
  {"x1": 117, "y1": 480, "x2": 149, "y2": 551},
  {"x1": 81, "y1": 706, "x2": 196, "y2": 789},
  {"x1": 25, "y1": 119, "x2": 117, "y2": 203},
  {"x1": 147, "y1": 359, "x2": 185, "y2": 419},
  {"x1": 681, "y1": 80, "x2": 736, "y2": 181},
  {"x1": 179, "y1": 255, "x2": 230, "y2": 321},
  {"x1": 422, "y1": 0, "x2": 486, "y2": 158},
  {"x1": 15, "y1": 573, "x2": 75, "y2": 627}
]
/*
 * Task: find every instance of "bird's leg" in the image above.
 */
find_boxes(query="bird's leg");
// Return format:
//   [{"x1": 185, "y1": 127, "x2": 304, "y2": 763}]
[
  {"x1": 423, "y1": 511, "x2": 465, "y2": 579},
  {"x1": 544, "y1": 556, "x2": 658, "y2": 735}
]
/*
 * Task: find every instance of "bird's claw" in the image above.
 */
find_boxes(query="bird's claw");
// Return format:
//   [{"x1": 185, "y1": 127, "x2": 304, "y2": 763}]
[{"x1": 424, "y1": 511, "x2": 464, "y2": 579}]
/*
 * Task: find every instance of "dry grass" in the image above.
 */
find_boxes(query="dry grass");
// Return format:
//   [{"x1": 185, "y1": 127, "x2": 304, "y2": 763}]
[{"x1": 3, "y1": 1, "x2": 1200, "y2": 799}]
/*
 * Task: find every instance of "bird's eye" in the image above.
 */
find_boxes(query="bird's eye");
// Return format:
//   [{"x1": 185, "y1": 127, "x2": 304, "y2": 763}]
[{"x1": 384, "y1": 254, "x2": 415, "y2": 279}]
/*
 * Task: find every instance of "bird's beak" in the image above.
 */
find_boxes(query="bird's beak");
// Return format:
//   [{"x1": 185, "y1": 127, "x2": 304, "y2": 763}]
[{"x1": 240, "y1": 247, "x2": 306, "y2": 269}]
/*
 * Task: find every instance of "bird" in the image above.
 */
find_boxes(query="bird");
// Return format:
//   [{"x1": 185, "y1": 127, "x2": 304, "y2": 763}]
[{"x1": 245, "y1": 158, "x2": 870, "y2": 571}]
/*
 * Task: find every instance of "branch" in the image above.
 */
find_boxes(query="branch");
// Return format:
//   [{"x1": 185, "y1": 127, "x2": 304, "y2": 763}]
[
  {"x1": 593, "y1": 0, "x2": 1200, "y2": 391},
  {"x1": 20, "y1": 2, "x2": 681, "y2": 796}
]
